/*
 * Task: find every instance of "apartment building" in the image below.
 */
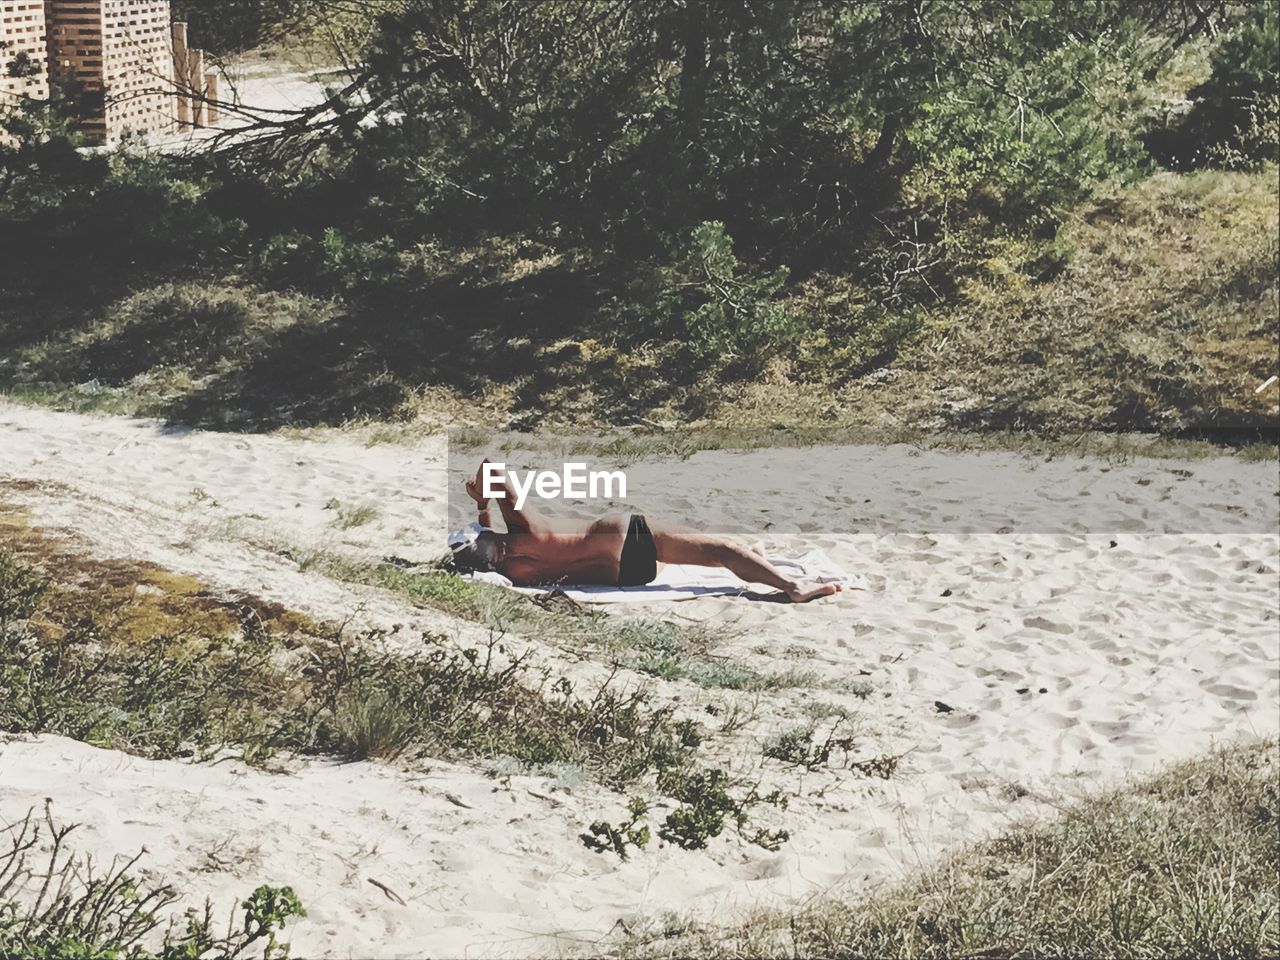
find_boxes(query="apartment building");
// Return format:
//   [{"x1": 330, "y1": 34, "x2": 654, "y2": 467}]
[
  {"x1": 47, "y1": 0, "x2": 175, "y2": 141},
  {"x1": 1, "y1": 0, "x2": 217, "y2": 144},
  {"x1": 0, "y1": 1, "x2": 50, "y2": 109}
]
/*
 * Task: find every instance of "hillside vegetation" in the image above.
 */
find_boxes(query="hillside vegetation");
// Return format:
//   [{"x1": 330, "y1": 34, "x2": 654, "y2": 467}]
[
  {"x1": 0, "y1": 2, "x2": 1276, "y2": 441},
  {"x1": 826, "y1": 167, "x2": 1279, "y2": 438}
]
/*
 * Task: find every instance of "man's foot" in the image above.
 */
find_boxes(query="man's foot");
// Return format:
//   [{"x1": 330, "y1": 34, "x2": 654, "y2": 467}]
[{"x1": 785, "y1": 580, "x2": 843, "y2": 603}]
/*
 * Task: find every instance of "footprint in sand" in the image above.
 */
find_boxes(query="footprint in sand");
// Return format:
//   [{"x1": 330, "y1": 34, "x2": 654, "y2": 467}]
[
  {"x1": 1088, "y1": 719, "x2": 1133, "y2": 740},
  {"x1": 1043, "y1": 710, "x2": 1077, "y2": 731},
  {"x1": 1200, "y1": 681, "x2": 1258, "y2": 702},
  {"x1": 1023, "y1": 616, "x2": 1073, "y2": 635},
  {"x1": 974, "y1": 666, "x2": 1023, "y2": 683}
]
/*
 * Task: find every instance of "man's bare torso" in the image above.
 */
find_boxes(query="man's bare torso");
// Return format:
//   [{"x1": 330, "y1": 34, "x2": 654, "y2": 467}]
[{"x1": 497, "y1": 513, "x2": 630, "y2": 585}]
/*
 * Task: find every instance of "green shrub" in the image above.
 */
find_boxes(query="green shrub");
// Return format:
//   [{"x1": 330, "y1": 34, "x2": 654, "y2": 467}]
[
  {"x1": 584, "y1": 796, "x2": 652, "y2": 861},
  {"x1": 330, "y1": 686, "x2": 419, "y2": 760},
  {"x1": 611, "y1": 222, "x2": 796, "y2": 374},
  {"x1": 762, "y1": 723, "x2": 818, "y2": 766},
  {"x1": 1199, "y1": 6, "x2": 1280, "y2": 167},
  {"x1": 658, "y1": 767, "x2": 789, "y2": 852},
  {"x1": 762, "y1": 721, "x2": 864, "y2": 770},
  {"x1": 0, "y1": 803, "x2": 305, "y2": 959},
  {"x1": 252, "y1": 228, "x2": 399, "y2": 296},
  {"x1": 1153, "y1": 5, "x2": 1280, "y2": 169},
  {"x1": 236, "y1": 885, "x2": 308, "y2": 959}
]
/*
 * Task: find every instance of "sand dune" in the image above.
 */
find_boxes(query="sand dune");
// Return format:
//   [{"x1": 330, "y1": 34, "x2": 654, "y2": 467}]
[{"x1": 1, "y1": 400, "x2": 1276, "y2": 957}]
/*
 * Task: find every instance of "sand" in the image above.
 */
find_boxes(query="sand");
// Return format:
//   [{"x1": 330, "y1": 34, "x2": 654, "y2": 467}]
[{"x1": 1, "y1": 399, "x2": 1276, "y2": 958}]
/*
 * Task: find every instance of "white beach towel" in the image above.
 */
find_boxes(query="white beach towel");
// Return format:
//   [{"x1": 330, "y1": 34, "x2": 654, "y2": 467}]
[{"x1": 461, "y1": 547, "x2": 864, "y2": 603}]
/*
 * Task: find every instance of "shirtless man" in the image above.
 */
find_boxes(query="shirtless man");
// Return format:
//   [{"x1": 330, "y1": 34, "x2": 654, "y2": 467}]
[{"x1": 452, "y1": 460, "x2": 841, "y2": 603}]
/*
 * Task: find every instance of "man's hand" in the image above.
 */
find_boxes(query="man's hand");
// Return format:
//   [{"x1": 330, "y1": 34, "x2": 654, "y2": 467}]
[{"x1": 465, "y1": 459, "x2": 493, "y2": 504}]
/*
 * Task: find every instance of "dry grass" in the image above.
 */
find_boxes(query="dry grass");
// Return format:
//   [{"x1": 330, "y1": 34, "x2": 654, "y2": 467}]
[
  {"x1": 841, "y1": 167, "x2": 1280, "y2": 441},
  {"x1": 0, "y1": 497, "x2": 321, "y2": 645},
  {"x1": 325, "y1": 498, "x2": 380, "y2": 529},
  {"x1": 447, "y1": 419, "x2": 1277, "y2": 465},
  {"x1": 626, "y1": 738, "x2": 1280, "y2": 960}
]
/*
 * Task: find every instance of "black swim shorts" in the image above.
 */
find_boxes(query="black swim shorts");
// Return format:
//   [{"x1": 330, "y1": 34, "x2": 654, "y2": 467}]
[{"x1": 618, "y1": 514, "x2": 657, "y2": 586}]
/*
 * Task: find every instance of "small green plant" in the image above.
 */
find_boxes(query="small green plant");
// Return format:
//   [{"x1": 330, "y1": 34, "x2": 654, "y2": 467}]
[
  {"x1": 844, "y1": 678, "x2": 875, "y2": 699},
  {"x1": 583, "y1": 796, "x2": 652, "y2": 861},
  {"x1": 763, "y1": 721, "x2": 859, "y2": 769},
  {"x1": 238, "y1": 885, "x2": 307, "y2": 959},
  {"x1": 709, "y1": 699, "x2": 760, "y2": 736},
  {"x1": 634, "y1": 649, "x2": 811, "y2": 692},
  {"x1": 189, "y1": 486, "x2": 217, "y2": 505},
  {"x1": 681, "y1": 659, "x2": 765, "y2": 690},
  {"x1": 603, "y1": 617, "x2": 683, "y2": 653},
  {"x1": 658, "y1": 768, "x2": 789, "y2": 851},
  {"x1": 610, "y1": 221, "x2": 796, "y2": 373},
  {"x1": 801, "y1": 700, "x2": 850, "y2": 721},
  {"x1": 762, "y1": 723, "x2": 819, "y2": 765},
  {"x1": 849, "y1": 753, "x2": 902, "y2": 779},
  {"x1": 634, "y1": 651, "x2": 688, "y2": 682},
  {"x1": 659, "y1": 769, "x2": 735, "y2": 849},
  {"x1": 331, "y1": 686, "x2": 419, "y2": 760}
]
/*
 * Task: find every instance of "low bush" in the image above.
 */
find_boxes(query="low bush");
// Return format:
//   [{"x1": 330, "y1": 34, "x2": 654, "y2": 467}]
[
  {"x1": 608, "y1": 221, "x2": 797, "y2": 376},
  {"x1": 0, "y1": 803, "x2": 304, "y2": 959},
  {"x1": 657, "y1": 767, "x2": 789, "y2": 852},
  {"x1": 583, "y1": 797, "x2": 652, "y2": 862}
]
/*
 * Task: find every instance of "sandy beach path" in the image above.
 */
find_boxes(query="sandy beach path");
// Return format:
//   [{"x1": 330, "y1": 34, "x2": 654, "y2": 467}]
[{"x1": 1, "y1": 401, "x2": 1276, "y2": 957}]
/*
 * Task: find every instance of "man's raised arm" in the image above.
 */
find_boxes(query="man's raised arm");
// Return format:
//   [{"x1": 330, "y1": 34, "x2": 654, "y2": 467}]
[{"x1": 466, "y1": 459, "x2": 536, "y2": 532}]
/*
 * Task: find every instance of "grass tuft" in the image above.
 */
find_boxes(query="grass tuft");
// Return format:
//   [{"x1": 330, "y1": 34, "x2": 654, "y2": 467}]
[
  {"x1": 325, "y1": 499, "x2": 379, "y2": 529},
  {"x1": 330, "y1": 686, "x2": 420, "y2": 760}
]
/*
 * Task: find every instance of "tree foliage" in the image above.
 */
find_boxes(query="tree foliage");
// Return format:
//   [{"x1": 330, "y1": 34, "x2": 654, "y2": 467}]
[
  {"x1": 248, "y1": 2, "x2": 1233, "y2": 248},
  {"x1": 170, "y1": 0, "x2": 315, "y2": 57}
]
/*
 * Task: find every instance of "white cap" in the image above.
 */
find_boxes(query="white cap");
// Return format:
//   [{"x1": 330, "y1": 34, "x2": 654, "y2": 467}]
[{"x1": 447, "y1": 521, "x2": 490, "y2": 552}]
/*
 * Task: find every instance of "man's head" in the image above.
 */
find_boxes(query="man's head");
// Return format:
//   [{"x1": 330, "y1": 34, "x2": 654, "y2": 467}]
[{"x1": 450, "y1": 528, "x2": 507, "y2": 574}]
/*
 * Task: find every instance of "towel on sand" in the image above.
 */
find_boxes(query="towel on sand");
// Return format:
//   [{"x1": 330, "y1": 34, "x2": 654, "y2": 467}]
[{"x1": 461, "y1": 547, "x2": 863, "y2": 603}]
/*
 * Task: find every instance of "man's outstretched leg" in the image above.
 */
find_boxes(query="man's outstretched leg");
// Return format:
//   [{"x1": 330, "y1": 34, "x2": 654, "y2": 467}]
[{"x1": 649, "y1": 525, "x2": 841, "y2": 603}]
